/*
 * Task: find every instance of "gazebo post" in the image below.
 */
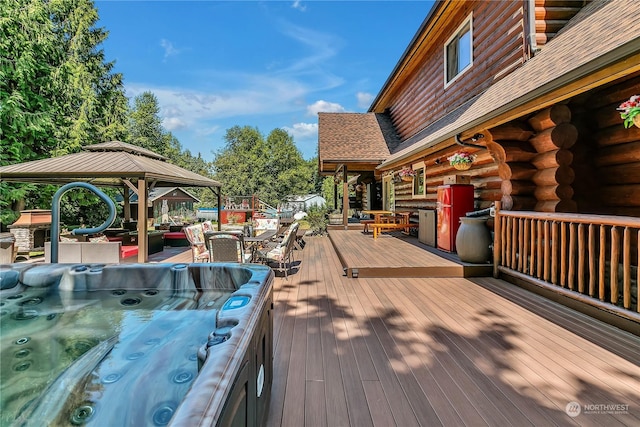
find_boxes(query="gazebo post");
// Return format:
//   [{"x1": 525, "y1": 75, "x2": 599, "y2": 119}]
[
  {"x1": 123, "y1": 187, "x2": 131, "y2": 223},
  {"x1": 342, "y1": 166, "x2": 349, "y2": 229},
  {"x1": 137, "y1": 179, "x2": 148, "y2": 262}
]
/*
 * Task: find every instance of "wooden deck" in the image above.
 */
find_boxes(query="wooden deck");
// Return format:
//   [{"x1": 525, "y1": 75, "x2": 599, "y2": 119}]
[
  {"x1": 329, "y1": 229, "x2": 492, "y2": 278},
  {"x1": 267, "y1": 235, "x2": 640, "y2": 427}
]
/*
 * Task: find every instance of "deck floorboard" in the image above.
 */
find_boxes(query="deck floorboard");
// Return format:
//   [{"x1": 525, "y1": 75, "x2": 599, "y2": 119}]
[{"x1": 266, "y1": 235, "x2": 640, "y2": 426}]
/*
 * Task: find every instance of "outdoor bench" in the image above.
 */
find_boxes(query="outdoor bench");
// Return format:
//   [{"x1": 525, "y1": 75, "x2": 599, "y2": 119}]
[{"x1": 371, "y1": 222, "x2": 419, "y2": 239}]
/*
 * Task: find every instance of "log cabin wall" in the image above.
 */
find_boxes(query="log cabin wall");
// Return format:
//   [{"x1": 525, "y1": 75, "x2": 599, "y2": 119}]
[
  {"x1": 580, "y1": 73, "x2": 640, "y2": 217},
  {"x1": 534, "y1": 0, "x2": 590, "y2": 48},
  {"x1": 385, "y1": 0, "x2": 527, "y2": 142}
]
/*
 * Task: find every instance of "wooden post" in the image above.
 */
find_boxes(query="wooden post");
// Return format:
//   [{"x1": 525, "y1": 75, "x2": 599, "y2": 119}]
[
  {"x1": 342, "y1": 167, "x2": 349, "y2": 229},
  {"x1": 137, "y1": 178, "x2": 148, "y2": 263},
  {"x1": 493, "y1": 202, "x2": 501, "y2": 278}
]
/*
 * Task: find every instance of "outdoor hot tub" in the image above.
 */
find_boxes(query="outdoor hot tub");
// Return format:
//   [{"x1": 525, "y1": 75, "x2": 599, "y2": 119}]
[{"x1": 0, "y1": 262, "x2": 274, "y2": 426}]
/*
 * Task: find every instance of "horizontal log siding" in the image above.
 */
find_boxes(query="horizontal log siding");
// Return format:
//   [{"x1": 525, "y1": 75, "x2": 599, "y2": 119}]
[
  {"x1": 534, "y1": 0, "x2": 585, "y2": 48},
  {"x1": 387, "y1": 1, "x2": 525, "y2": 141},
  {"x1": 583, "y1": 74, "x2": 640, "y2": 217}
]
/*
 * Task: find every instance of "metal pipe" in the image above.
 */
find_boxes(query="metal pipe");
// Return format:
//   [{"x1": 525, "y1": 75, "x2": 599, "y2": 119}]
[
  {"x1": 50, "y1": 182, "x2": 116, "y2": 263},
  {"x1": 455, "y1": 132, "x2": 486, "y2": 150}
]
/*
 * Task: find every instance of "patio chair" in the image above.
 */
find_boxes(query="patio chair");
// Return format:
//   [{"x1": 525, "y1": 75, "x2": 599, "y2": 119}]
[
  {"x1": 205, "y1": 231, "x2": 252, "y2": 263},
  {"x1": 256, "y1": 222, "x2": 299, "y2": 278},
  {"x1": 253, "y1": 217, "x2": 279, "y2": 236},
  {"x1": 184, "y1": 224, "x2": 210, "y2": 263}
]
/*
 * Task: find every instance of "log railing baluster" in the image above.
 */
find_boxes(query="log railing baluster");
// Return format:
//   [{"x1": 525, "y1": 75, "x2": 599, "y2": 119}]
[
  {"x1": 551, "y1": 221, "x2": 559, "y2": 285},
  {"x1": 568, "y1": 222, "x2": 576, "y2": 291},
  {"x1": 623, "y1": 227, "x2": 630, "y2": 310},
  {"x1": 537, "y1": 220, "x2": 543, "y2": 279},
  {"x1": 588, "y1": 224, "x2": 596, "y2": 297},
  {"x1": 599, "y1": 225, "x2": 606, "y2": 301},
  {"x1": 518, "y1": 218, "x2": 525, "y2": 272},
  {"x1": 560, "y1": 221, "x2": 567, "y2": 288},
  {"x1": 544, "y1": 220, "x2": 551, "y2": 282},
  {"x1": 529, "y1": 219, "x2": 536, "y2": 275},
  {"x1": 511, "y1": 217, "x2": 518, "y2": 268},
  {"x1": 610, "y1": 226, "x2": 619, "y2": 305},
  {"x1": 577, "y1": 223, "x2": 585, "y2": 293}
]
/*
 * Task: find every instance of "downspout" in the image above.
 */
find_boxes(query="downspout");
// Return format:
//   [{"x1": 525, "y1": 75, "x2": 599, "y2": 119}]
[
  {"x1": 527, "y1": 0, "x2": 539, "y2": 58},
  {"x1": 455, "y1": 132, "x2": 486, "y2": 150}
]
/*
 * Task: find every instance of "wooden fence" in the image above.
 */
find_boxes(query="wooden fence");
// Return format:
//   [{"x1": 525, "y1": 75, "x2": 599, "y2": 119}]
[{"x1": 493, "y1": 202, "x2": 639, "y2": 318}]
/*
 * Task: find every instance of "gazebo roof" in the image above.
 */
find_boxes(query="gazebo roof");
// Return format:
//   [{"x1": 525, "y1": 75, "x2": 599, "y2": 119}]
[{"x1": 0, "y1": 141, "x2": 221, "y2": 188}]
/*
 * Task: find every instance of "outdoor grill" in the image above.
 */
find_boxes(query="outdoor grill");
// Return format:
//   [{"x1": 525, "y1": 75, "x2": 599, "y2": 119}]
[{"x1": 7, "y1": 210, "x2": 52, "y2": 258}]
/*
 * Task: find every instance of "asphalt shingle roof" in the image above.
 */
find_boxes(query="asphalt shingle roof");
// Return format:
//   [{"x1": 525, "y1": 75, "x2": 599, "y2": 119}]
[{"x1": 318, "y1": 112, "x2": 401, "y2": 165}]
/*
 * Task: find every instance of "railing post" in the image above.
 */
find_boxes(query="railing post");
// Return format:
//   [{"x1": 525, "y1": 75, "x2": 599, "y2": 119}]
[{"x1": 493, "y1": 202, "x2": 501, "y2": 278}]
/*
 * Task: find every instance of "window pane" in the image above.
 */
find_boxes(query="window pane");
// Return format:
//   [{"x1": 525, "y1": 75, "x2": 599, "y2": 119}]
[
  {"x1": 458, "y1": 29, "x2": 471, "y2": 71},
  {"x1": 447, "y1": 41, "x2": 458, "y2": 81}
]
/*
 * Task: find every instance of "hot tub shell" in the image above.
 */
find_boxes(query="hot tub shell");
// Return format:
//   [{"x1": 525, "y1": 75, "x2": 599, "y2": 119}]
[{"x1": 0, "y1": 262, "x2": 274, "y2": 427}]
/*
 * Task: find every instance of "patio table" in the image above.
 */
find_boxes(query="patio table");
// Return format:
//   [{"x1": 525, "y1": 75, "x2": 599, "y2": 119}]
[{"x1": 244, "y1": 229, "x2": 278, "y2": 262}]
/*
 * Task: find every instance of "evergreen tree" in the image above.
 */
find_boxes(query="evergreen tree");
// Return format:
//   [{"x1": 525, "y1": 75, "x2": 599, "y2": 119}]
[
  {"x1": 211, "y1": 126, "x2": 313, "y2": 207},
  {"x1": 128, "y1": 91, "x2": 167, "y2": 155}
]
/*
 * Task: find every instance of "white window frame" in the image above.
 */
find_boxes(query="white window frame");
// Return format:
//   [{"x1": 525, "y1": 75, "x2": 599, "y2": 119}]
[
  {"x1": 412, "y1": 161, "x2": 426, "y2": 199},
  {"x1": 444, "y1": 12, "x2": 473, "y2": 87}
]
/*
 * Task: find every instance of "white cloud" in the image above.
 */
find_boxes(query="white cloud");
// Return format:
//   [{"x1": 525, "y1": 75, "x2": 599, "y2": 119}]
[
  {"x1": 291, "y1": 1, "x2": 306, "y2": 12},
  {"x1": 162, "y1": 116, "x2": 187, "y2": 131},
  {"x1": 283, "y1": 122, "x2": 317, "y2": 140},
  {"x1": 306, "y1": 100, "x2": 346, "y2": 116},
  {"x1": 160, "y1": 39, "x2": 180, "y2": 61},
  {"x1": 357, "y1": 92, "x2": 374, "y2": 110}
]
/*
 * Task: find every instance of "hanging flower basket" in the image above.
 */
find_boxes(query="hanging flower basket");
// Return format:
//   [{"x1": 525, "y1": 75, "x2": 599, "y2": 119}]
[
  {"x1": 618, "y1": 95, "x2": 640, "y2": 128},
  {"x1": 453, "y1": 162, "x2": 472, "y2": 171},
  {"x1": 397, "y1": 167, "x2": 416, "y2": 182},
  {"x1": 448, "y1": 151, "x2": 476, "y2": 171}
]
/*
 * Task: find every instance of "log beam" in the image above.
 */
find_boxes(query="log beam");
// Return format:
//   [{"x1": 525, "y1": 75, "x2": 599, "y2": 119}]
[
  {"x1": 528, "y1": 104, "x2": 572, "y2": 132},
  {"x1": 531, "y1": 149, "x2": 573, "y2": 169},
  {"x1": 532, "y1": 166, "x2": 575, "y2": 186},
  {"x1": 534, "y1": 184, "x2": 574, "y2": 201},
  {"x1": 529, "y1": 122, "x2": 578, "y2": 152}
]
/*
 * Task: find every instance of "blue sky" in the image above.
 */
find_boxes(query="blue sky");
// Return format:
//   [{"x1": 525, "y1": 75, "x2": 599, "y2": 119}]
[{"x1": 95, "y1": 1, "x2": 435, "y2": 161}]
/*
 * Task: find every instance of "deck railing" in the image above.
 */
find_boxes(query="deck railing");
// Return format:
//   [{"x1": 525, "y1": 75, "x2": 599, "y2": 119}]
[{"x1": 493, "y1": 202, "x2": 639, "y2": 318}]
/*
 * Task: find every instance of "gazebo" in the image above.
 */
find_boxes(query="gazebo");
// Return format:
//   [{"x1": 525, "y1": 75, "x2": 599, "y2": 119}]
[{"x1": 0, "y1": 141, "x2": 222, "y2": 262}]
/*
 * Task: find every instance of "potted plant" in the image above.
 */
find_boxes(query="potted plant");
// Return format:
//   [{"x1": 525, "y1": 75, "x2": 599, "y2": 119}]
[
  {"x1": 447, "y1": 151, "x2": 476, "y2": 171},
  {"x1": 398, "y1": 167, "x2": 416, "y2": 182},
  {"x1": 618, "y1": 95, "x2": 640, "y2": 128}
]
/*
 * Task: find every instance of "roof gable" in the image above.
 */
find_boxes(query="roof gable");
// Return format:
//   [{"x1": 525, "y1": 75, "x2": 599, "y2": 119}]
[{"x1": 318, "y1": 112, "x2": 401, "y2": 172}]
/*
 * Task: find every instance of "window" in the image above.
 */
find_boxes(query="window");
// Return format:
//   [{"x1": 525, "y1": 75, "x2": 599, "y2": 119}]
[
  {"x1": 412, "y1": 162, "x2": 426, "y2": 198},
  {"x1": 445, "y1": 14, "x2": 473, "y2": 85}
]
